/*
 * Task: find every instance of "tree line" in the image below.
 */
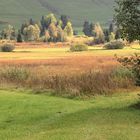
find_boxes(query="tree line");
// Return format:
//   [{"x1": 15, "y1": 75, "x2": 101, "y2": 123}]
[
  {"x1": 0, "y1": 15, "x2": 121, "y2": 44},
  {"x1": 0, "y1": 0, "x2": 139, "y2": 43},
  {"x1": 0, "y1": 14, "x2": 73, "y2": 42},
  {"x1": 83, "y1": 21, "x2": 121, "y2": 44}
]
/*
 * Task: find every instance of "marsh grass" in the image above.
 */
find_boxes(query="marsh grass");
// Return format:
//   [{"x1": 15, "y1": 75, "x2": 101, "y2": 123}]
[
  {"x1": 0, "y1": 45, "x2": 139, "y2": 97},
  {"x1": 0, "y1": 64, "x2": 135, "y2": 97}
]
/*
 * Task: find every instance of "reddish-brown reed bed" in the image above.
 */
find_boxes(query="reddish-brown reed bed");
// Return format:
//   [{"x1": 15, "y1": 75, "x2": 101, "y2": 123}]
[
  {"x1": 0, "y1": 55, "x2": 135, "y2": 97},
  {"x1": 0, "y1": 56, "x2": 118, "y2": 74},
  {"x1": 15, "y1": 42, "x2": 70, "y2": 48}
]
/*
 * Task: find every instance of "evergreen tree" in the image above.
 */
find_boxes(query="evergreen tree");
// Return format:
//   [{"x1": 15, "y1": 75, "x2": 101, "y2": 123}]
[
  {"x1": 90, "y1": 23, "x2": 95, "y2": 36},
  {"x1": 41, "y1": 16, "x2": 45, "y2": 27},
  {"x1": 61, "y1": 15, "x2": 69, "y2": 29},
  {"x1": 83, "y1": 21, "x2": 91, "y2": 36},
  {"x1": 10, "y1": 27, "x2": 16, "y2": 40},
  {"x1": 40, "y1": 16, "x2": 46, "y2": 35},
  {"x1": 21, "y1": 22, "x2": 29, "y2": 35},
  {"x1": 29, "y1": 18, "x2": 35, "y2": 25},
  {"x1": 104, "y1": 29, "x2": 110, "y2": 42},
  {"x1": 109, "y1": 22, "x2": 115, "y2": 33},
  {"x1": 115, "y1": 29, "x2": 121, "y2": 40},
  {"x1": 17, "y1": 30, "x2": 23, "y2": 42}
]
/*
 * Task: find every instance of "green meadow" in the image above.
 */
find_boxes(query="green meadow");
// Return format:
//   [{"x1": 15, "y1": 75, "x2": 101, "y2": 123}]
[{"x1": 0, "y1": 89, "x2": 139, "y2": 140}]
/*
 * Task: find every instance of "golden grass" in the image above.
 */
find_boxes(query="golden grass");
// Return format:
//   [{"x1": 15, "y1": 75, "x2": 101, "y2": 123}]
[
  {"x1": 0, "y1": 56, "x2": 118, "y2": 75},
  {"x1": 0, "y1": 43, "x2": 139, "y2": 61},
  {"x1": 0, "y1": 43, "x2": 139, "y2": 75},
  {"x1": 0, "y1": 43, "x2": 138, "y2": 96}
]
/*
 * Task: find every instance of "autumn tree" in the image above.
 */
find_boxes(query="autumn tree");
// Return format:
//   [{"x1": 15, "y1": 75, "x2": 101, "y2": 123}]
[
  {"x1": 48, "y1": 23, "x2": 58, "y2": 42},
  {"x1": 1, "y1": 25, "x2": 16, "y2": 40},
  {"x1": 44, "y1": 13, "x2": 57, "y2": 28},
  {"x1": 64, "y1": 22, "x2": 73, "y2": 37},
  {"x1": 57, "y1": 25, "x2": 66, "y2": 42},
  {"x1": 109, "y1": 32, "x2": 115, "y2": 41},
  {"x1": 94, "y1": 23, "x2": 105, "y2": 44},
  {"x1": 23, "y1": 24, "x2": 40, "y2": 41}
]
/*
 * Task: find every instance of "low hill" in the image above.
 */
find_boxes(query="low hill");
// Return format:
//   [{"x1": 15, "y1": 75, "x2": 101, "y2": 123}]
[{"x1": 0, "y1": 0, "x2": 115, "y2": 28}]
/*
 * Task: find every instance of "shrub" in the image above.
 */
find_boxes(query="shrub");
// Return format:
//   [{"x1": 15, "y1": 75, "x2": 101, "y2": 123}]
[
  {"x1": 117, "y1": 54, "x2": 140, "y2": 86},
  {"x1": 112, "y1": 66, "x2": 134, "y2": 88},
  {"x1": 0, "y1": 66, "x2": 30, "y2": 83},
  {"x1": 104, "y1": 40, "x2": 124, "y2": 49},
  {"x1": 0, "y1": 44, "x2": 15, "y2": 52},
  {"x1": 93, "y1": 37, "x2": 105, "y2": 45},
  {"x1": 112, "y1": 67, "x2": 134, "y2": 79},
  {"x1": 70, "y1": 44, "x2": 88, "y2": 52}
]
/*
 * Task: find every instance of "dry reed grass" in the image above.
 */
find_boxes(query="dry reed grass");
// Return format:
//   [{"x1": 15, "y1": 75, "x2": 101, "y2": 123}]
[{"x1": 0, "y1": 55, "x2": 135, "y2": 97}]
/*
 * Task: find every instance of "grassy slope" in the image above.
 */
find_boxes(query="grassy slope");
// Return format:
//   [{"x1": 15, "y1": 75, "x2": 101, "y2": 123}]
[
  {"x1": 0, "y1": 89, "x2": 139, "y2": 140},
  {"x1": 0, "y1": 0, "x2": 115, "y2": 28}
]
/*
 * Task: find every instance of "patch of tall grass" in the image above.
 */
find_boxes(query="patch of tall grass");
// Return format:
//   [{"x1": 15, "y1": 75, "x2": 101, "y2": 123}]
[{"x1": 0, "y1": 65, "x2": 135, "y2": 97}]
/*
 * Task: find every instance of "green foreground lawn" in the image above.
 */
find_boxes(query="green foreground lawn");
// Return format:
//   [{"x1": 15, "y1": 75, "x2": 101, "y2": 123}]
[{"x1": 0, "y1": 90, "x2": 140, "y2": 140}]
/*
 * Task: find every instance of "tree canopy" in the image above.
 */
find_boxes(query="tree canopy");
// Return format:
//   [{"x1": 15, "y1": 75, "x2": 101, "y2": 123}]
[{"x1": 115, "y1": 0, "x2": 140, "y2": 42}]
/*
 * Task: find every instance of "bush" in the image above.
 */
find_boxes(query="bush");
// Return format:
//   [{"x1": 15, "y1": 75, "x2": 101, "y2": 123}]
[
  {"x1": 93, "y1": 37, "x2": 105, "y2": 45},
  {"x1": 112, "y1": 67, "x2": 134, "y2": 79},
  {"x1": 0, "y1": 44, "x2": 15, "y2": 52},
  {"x1": 104, "y1": 40, "x2": 124, "y2": 49},
  {"x1": 70, "y1": 44, "x2": 88, "y2": 52},
  {"x1": 117, "y1": 54, "x2": 140, "y2": 86},
  {"x1": 0, "y1": 66, "x2": 30, "y2": 83}
]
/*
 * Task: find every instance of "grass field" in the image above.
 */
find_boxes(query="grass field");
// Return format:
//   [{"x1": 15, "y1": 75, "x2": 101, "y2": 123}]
[
  {"x1": 0, "y1": 43, "x2": 139, "y2": 139},
  {"x1": 0, "y1": 0, "x2": 115, "y2": 28},
  {"x1": 0, "y1": 89, "x2": 140, "y2": 140},
  {"x1": 0, "y1": 43, "x2": 139, "y2": 76},
  {"x1": 0, "y1": 43, "x2": 139, "y2": 60}
]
